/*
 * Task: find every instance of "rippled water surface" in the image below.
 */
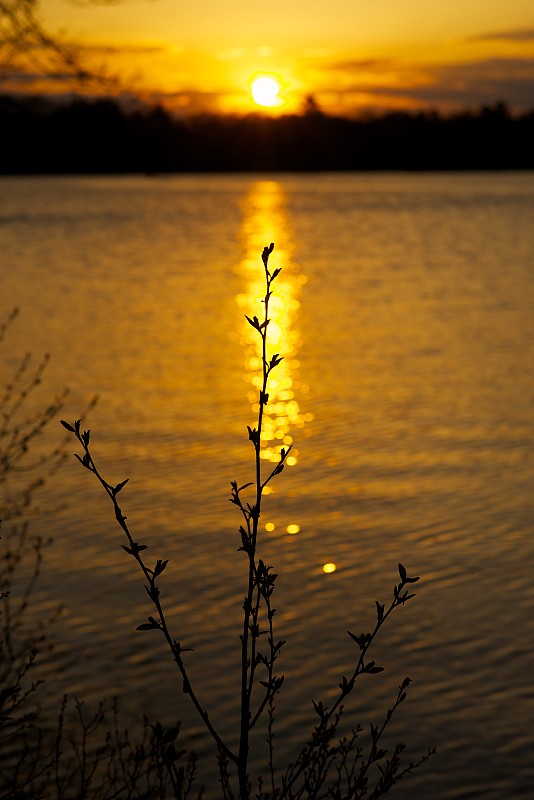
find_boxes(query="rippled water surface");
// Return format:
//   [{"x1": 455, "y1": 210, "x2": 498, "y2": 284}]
[{"x1": 1, "y1": 173, "x2": 533, "y2": 798}]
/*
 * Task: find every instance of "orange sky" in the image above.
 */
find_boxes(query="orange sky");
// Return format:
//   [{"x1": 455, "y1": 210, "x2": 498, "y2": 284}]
[{"x1": 11, "y1": 0, "x2": 534, "y2": 114}]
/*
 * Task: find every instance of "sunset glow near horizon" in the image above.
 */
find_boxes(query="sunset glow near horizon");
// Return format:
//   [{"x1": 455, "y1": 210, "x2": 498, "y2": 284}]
[{"x1": 21, "y1": 0, "x2": 534, "y2": 115}]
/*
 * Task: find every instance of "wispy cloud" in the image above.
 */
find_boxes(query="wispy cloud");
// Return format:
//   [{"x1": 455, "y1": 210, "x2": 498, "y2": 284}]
[
  {"x1": 144, "y1": 87, "x2": 223, "y2": 114},
  {"x1": 0, "y1": 65, "x2": 85, "y2": 85},
  {"x1": 316, "y1": 56, "x2": 534, "y2": 111},
  {"x1": 425, "y1": 57, "x2": 534, "y2": 108},
  {"x1": 76, "y1": 42, "x2": 170, "y2": 55},
  {"x1": 321, "y1": 57, "x2": 401, "y2": 76},
  {"x1": 465, "y1": 28, "x2": 534, "y2": 43},
  {"x1": 0, "y1": 38, "x2": 169, "y2": 58}
]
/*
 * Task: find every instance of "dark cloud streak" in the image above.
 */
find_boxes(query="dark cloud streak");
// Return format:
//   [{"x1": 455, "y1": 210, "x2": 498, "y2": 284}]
[
  {"x1": 322, "y1": 57, "x2": 397, "y2": 72},
  {"x1": 76, "y1": 42, "x2": 168, "y2": 55},
  {"x1": 466, "y1": 28, "x2": 534, "y2": 43},
  {"x1": 318, "y1": 56, "x2": 534, "y2": 111}
]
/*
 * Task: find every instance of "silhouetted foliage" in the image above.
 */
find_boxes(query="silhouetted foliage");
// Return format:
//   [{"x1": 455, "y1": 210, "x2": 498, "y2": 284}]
[
  {"x1": 0, "y1": 310, "x2": 185, "y2": 799},
  {"x1": 0, "y1": 0, "x2": 101, "y2": 92},
  {"x1": 1, "y1": 95, "x2": 534, "y2": 173},
  {"x1": 62, "y1": 245, "x2": 435, "y2": 799}
]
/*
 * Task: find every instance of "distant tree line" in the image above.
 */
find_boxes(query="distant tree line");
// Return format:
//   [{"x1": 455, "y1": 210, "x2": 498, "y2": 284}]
[{"x1": 1, "y1": 94, "x2": 534, "y2": 173}]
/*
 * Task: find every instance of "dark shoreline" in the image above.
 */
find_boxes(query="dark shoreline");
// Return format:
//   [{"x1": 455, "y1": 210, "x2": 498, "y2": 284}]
[{"x1": 2, "y1": 95, "x2": 534, "y2": 174}]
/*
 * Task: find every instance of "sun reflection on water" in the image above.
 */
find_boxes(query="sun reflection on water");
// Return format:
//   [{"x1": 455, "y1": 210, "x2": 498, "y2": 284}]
[{"x1": 236, "y1": 181, "x2": 311, "y2": 466}]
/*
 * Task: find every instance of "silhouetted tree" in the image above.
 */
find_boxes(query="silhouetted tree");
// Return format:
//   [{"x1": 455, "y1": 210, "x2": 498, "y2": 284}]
[
  {"x1": 302, "y1": 94, "x2": 323, "y2": 117},
  {"x1": 0, "y1": 0, "x2": 89, "y2": 86},
  {"x1": 1, "y1": 95, "x2": 534, "y2": 173}
]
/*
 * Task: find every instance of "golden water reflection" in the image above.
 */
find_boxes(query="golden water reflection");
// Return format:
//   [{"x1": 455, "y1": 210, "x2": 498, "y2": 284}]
[{"x1": 236, "y1": 181, "x2": 312, "y2": 466}]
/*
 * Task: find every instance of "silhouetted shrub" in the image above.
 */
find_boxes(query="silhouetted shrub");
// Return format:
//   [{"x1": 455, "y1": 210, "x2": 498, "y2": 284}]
[{"x1": 63, "y1": 245, "x2": 435, "y2": 799}]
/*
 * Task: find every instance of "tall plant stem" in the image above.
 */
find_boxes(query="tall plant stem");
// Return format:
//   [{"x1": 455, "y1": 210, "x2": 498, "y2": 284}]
[
  {"x1": 238, "y1": 246, "x2": 273, "y2": 798},
  {"x1": 61, "y1": 240, "x2": 433, "y2": 799}
]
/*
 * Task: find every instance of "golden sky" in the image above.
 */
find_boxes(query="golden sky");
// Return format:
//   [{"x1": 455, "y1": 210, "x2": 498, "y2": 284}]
[{"x1": 22, "y1": 0, "x2": 534, "y2": 114}]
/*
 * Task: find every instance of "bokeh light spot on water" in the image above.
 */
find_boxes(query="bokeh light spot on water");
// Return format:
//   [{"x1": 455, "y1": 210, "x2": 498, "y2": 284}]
[
  {"x1": 286, "y1": 524, "x2": 300, "y2": 534},
  {"x1": 323, "y1": 563, "x2": 336, "y2": 574},
  {"x1": 265, "y1": 522, "x2": 275, "y2": 531}
]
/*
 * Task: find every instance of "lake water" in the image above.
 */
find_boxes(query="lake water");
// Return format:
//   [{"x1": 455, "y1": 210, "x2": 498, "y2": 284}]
[{"x1": 1, "y1": 172, "x2": 533, "y2": 798}]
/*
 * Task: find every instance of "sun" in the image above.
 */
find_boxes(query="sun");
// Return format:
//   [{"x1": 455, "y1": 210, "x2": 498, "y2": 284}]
[{"x1": 250, "y1": 75, "x2": 284, "y2": 108}]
